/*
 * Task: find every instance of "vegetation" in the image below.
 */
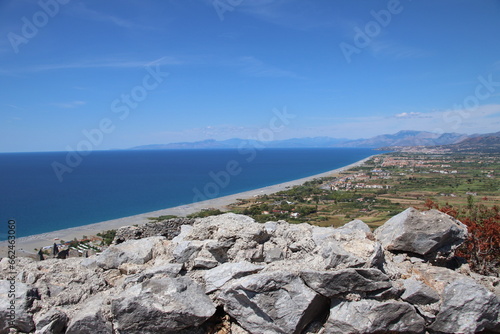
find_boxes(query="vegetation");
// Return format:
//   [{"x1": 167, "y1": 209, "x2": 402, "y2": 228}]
[
  {"x1": 229, "y1": 151, "x2": 500, "y2": 229},
  {"x1": 187, "y1": 208, "x2": 224, "y2": 218},
  {"x1": 97, "y1": 229, "x2": 117, "y2": 246},
  {"x1": 425, "y1": 198, "x2": 500, "y2": 277},
  {"x1": 147, "y1": 215, "x2": 178, "y2": 222}
]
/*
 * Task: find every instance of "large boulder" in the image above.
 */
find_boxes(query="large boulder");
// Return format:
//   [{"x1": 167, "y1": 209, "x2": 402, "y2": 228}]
[
  {"x1": 301, "y1": 268, "x2": 392, "y2": 298},
  {"x1": 374, "y1": 207, "x2": 467, "y2": 258},
  {"x1": 111, "y1": 277, "x2": 216, "y2": 333},
  {"x1": 323, "y1": 299, "x2": 425, "y2": 334},
  {"x1": 219, "y1": 271, "x2": 329, "y2": 334},
  {"x1": 429, "y1": 278, "x2": 500, "y2": 333},
  {"x1": 94, "y1": 236, "x2": 165, "y2": 269}
]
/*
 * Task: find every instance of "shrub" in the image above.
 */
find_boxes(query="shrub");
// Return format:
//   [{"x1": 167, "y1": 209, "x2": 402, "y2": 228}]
[{"x1": 424, "y1": 199, "x2": 499, "y2": 276}]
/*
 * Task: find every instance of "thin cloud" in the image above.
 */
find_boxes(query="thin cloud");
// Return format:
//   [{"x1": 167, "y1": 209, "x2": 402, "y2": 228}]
[
  {"x1": 369, "y1": 41, "x2": 431, "y2": 60},
  {"x1": 5, "y1": 104, "x2": 24, "y2": 111},
  {"x1": 69, "y1": 3, "x2": 152, "y2": 30},
  {"x1": 394, "y1": 112, "x2": 432, "y2": 119},
  {"x1": 297, "y1": 105, "x2": 500, "y2": 138},
  {"x1": 239, "y1": 56, "x2": 299, "y2": 78},
  {"x1": 51, "y1": 101, "x2": 86, "y2": 109},
  {"x1": 3, "y1": 56, "x2": 181, "y2": 73}
]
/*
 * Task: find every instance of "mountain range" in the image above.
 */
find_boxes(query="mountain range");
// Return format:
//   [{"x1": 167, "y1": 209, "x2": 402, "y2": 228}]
[{"x1": 131, "y1": 130, "x2": 497, "y2": 150}]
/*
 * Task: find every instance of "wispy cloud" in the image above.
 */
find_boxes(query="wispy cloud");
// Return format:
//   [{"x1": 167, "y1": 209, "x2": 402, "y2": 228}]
[
  {"x1": 2, "y1": 56, "x2": 181, "y2": 73},
  {"x1": 298, "y1": 105, "x2": 500, "y2": 138},
  {"x1": 369, "y1": 40, "x2": 431, "y2": 60},
  {"x1": 51, "y1": 101, "x2": 86, "y2": 109},
  {"x1": 69, "y1": 3, "x2": 152, "y2": 30},
  {"x1": 5, "y1": 104, "x2": 24, "y2": 111},
  {"x1": 394, "y1": 112, "x2": 431, "y2": 119},
  {"x1": 239, "y1": 56, "x2": 299, "y2": 78}
]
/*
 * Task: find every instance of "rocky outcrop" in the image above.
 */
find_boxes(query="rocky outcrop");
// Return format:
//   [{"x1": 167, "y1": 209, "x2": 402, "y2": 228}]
[
  {"x1": 374, "y1": 207, "x2": 467, "y2": 260},
  {"x1": 0, "y1": 211, "x2": 498, "y2": 334}
]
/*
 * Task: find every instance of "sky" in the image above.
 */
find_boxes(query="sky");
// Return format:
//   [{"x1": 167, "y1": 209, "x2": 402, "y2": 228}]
[{"x1": 1, "y1": 0, "x2": 499, "y2": 152}]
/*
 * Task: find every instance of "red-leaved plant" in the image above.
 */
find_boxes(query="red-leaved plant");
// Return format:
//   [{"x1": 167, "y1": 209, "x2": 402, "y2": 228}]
[{"x1": 424, "y1": 198, "x2": 500, "y2": 276}]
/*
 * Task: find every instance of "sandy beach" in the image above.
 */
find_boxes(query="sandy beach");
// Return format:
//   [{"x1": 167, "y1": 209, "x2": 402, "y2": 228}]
[{"x1": 0, "y1": 155, "x2": 376, "y2": 257}]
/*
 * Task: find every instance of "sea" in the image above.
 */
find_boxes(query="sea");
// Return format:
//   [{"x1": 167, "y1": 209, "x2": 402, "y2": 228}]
[{"x1": 0, "y1": 148, "x2": 376, "y2": 240}]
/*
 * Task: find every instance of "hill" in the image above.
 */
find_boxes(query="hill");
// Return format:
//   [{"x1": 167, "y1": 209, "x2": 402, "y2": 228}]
[
  {"x1": 445, "y1": 131, "x2": 500, "y2": 153},
  {"x1": 131, "y1": 130, "x2": 470, "y2": 150}
]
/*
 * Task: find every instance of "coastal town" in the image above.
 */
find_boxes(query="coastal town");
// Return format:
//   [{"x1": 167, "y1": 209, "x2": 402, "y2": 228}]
[{"x1": 228, "y1": 151, "x2": 499, "y2": 228}]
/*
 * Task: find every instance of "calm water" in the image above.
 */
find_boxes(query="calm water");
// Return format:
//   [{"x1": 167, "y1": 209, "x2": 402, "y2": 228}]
[{"x1": 0, "y1": 148, "x2": 375, "y2": 239}]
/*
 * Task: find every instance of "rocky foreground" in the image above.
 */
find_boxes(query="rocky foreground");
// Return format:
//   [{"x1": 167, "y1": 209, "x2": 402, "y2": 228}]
[{"x1": 1, "y1": 208, "x2": 499, "y2": 334}]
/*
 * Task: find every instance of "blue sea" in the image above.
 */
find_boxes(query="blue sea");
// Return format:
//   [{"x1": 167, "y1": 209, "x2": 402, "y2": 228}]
[{"x1": 0, "y1": 148, "x2": 375, "y2": 240}]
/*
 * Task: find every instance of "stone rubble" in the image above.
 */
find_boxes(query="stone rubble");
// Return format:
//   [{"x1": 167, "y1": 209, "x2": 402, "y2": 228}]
[{"x1": 0, "y1": 211, "x2": 498, "y2": 334}]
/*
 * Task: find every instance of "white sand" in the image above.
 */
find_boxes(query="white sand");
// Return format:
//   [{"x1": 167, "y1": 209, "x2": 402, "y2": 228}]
[{"x1": 0, "y1": 155, "x2": 375, "y2": 257}]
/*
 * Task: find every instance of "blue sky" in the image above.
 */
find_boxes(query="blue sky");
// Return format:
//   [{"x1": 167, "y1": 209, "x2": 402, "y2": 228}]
[{"x1": 1, "y1": 0, "x2": 499, "y2": 152}]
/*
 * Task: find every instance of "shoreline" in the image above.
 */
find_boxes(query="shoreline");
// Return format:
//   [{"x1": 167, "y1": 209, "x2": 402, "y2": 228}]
[{"x1": 0, "y1": 155, "x2": 377, "y2": 257}]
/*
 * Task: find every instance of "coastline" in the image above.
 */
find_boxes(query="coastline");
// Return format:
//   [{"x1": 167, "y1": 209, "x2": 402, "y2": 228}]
[{"x1": 0, "y1": 155, "x2": 377, "y2": 257}]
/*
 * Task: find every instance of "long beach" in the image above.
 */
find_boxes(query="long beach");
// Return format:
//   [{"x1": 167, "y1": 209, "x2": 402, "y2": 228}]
[{"x1": 0, "y1": 155, "x2": 376, "y2": 257}]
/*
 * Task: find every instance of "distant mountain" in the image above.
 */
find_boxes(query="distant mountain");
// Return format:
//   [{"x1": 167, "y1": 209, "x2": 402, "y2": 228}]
[
  {"x1": 132, "y1": 137, "x2": 349, "y2": 150},
  {"x1": 338, "y1": 130, "x2": 468, "y2": 148},
  {"x1": 131, "y1": 130, "x2": 472, "y2": 150},
  {"x1": 444, "y1": 131, "x2": 500, "y2": 153}
]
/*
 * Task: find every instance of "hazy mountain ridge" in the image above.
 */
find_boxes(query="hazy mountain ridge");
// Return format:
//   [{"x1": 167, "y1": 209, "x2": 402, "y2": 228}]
[
  {"x1": 444, "y1": 131, "x2": 500, "y2": 153},
  {"x1": 131, "y1": 130, "x2": 471, "y2": 150}
]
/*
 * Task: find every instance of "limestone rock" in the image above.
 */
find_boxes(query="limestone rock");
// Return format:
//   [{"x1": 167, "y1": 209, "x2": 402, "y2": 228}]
[
  {"x1": 172, "y1": 240, "x2": 204, "y2": 264},
  {"x1": 374, "y1": 207, "x2": 467, "y2": 258},
  {"x1": 219, "y1": 271, "x2": 329, "y2": 334},
  {"x1": 95, "y1": 236, "x2": 165, "y2": 269},
  {"x1": 401, "y1": 278, "x2": 440, "y2": 305},
  {"x1": 0, "y1": 280, "x2": 36, "y2": 334},
  {"x1": 301, "y1": 268, "x2": 392, "y2": 298},
  {"x1": 193, "y1": 257, "x2": 219, "y2": 269},
  {"x1": 111, "y1": 277, "x2": 216, "y2": 333},
  {"x1": 1, "y1": 212, "x2": 498, "y2": 333},
  {"x1": 65, "y1": 294, "x2": 112, "y2": 334},
  {"x1": 204, "y1": 261, "x2": 264, "y2": 293},
  {"x1": 34, "y1": 308, "x2": 68, "y2": 334},
  {"x1": 338, "y1": 219, "x2": 371, "y2": 233},
  {"x1": 122, "y1": 263, "x2": 184, "y2": 287},
  {"x1": 430, "y1": 278, "x2": 500, "y2": 333},
  {"x1": 323, "y1": 299, "x2": 425, "y2": 334},
  {"x1": 320, "y1": 239, "x2": 383, "y2": 270}
]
